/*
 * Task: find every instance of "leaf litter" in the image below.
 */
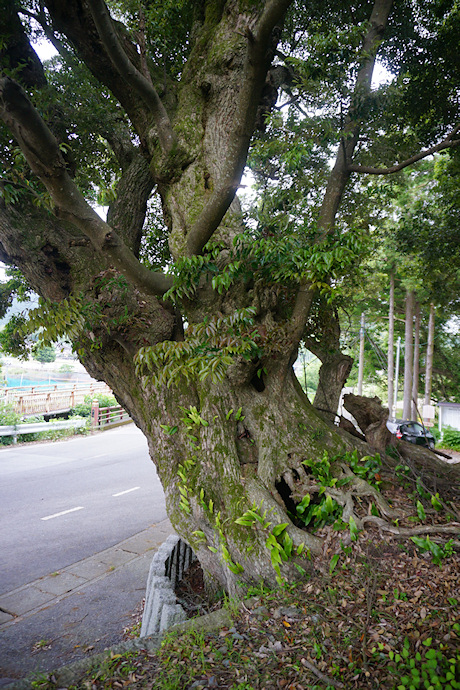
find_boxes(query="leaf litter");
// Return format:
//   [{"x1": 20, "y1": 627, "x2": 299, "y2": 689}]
[{"x1": 31, "y1": 466, "x2": 459, "y2": 690}]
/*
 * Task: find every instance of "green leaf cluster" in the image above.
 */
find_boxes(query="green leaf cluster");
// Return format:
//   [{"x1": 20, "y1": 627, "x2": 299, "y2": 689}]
[
  {"x1": 20, "y1": 296, "x2": 85, "y2": 348},
  {"x1": 410, "y1": 536, "x2": 455, "y2": 567},
  {"x1": 135, "y1": 308, "x2": 260, "y2": 388},
  {"x1": 235, "y1": 501, "x2": 304, "y2": 584},
  {"x1": 295, "y1": 450, "x2": 382, "y2": 532},
  {"x1": 372, "y1": 636, "x2": 460, "y2": 690}
]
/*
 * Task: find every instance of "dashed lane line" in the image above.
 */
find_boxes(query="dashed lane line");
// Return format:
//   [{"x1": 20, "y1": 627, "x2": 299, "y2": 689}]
[
  {"x1": 112, "y1": 486, "x2": 140, "y2": 497},
  {"x1": 41, "y1": 506, "x2": 84, "y2": 521},
  {"x1": 40, "y1": 487, "x2": 141, "y2": 520}
]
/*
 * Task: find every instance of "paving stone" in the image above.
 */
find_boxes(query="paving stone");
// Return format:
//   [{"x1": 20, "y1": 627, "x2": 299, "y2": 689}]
[
  {"x1": 0, "y1": 587, "x2": 55, "y2": 616},
  {"x1": 98, "y1": 549, "x2": 136, "y2": 567},
  {"x1": 0, "y1": 609, "x2": 14, "y2": 624},
  {"x1": 37, "y1": 573, "x2": 87, "y2": 596},
  {"x1": 66, "y1": 558, "x2": 108, "y2": 581},
  {"x1": 121, "y1": 533, "x2": 164, "y2": 555}
]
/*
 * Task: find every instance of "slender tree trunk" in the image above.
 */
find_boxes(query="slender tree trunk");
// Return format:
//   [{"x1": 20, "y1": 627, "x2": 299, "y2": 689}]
[
  {"x1": 411, "y1": 301, "x2": 420, "y2": 420},
  {"x1": 357, "y1": 313, "x2": 365, "y2": 395},
  {"x1": 424, "y1": 302, "x2": 435, "y2": 406},
  {"x1": 402, "y1": 290, "x2": 414, "y2": 420},
  {"x1": 387, "y1": 272, "x2": 395, "y2": 411}
]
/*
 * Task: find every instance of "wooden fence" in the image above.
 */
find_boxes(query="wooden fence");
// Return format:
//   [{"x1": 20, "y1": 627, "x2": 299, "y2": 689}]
[
  {"x1": 90, "y1": 402, "x2": 131, "y2": 429},
  {"x1": 0, "y1": 383, "x2": 111, "y2": 416}
]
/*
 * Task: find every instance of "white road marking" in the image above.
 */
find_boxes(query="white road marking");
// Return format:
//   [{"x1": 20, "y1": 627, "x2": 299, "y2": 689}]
[
  {"x1": 92, "y1": 454, "x2": 108, "y2": 458},
  {"x1": 41, "y1": 506, "x2": 84, "y2": 521},
  {"x1": 112, "y1": 486, "x2": 140, "y2": 497}
]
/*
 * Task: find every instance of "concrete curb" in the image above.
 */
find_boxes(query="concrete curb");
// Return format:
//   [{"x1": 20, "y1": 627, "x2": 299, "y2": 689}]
[{"x1": 140, "y1": 534, "x2": 196, "y2": 637}]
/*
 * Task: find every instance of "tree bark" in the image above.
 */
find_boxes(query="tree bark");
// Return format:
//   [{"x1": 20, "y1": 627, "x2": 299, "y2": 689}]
[
  {"x1": 424, "y1": 303, "x2": 435, "y2": 406},
  {"x1": 387, "y1": 272, "x2": 395, "y2": 412},
  {"x1": 411, "y1": 301, "x2": 420, "y2": 420},
  {"x1": 402, "y1": 290, "x2": 414, "y2": 420},
  {"x1": 305, "y1": 300, "x2": 353, "y2": 421},
  {"x1": 342, "y1": 393, "x2": 391, "y2": 454}
]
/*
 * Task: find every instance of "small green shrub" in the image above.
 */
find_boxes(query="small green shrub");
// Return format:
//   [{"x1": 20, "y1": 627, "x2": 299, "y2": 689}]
[
  {"x1": 72, "y1": 393, "x2": 117, "y2": 417},
  {"x1": 440, "y1": 427, "x2": 460, "y2": 451},
  {"x1": 295, "y1": 450, "x2": 382, "y2": 532},
  {"x1": 372, "y1": 636, "x2": 460, "y2": 690},
  {"x1": 0, "y1": 403, "x2": 21, "y2": 445}
]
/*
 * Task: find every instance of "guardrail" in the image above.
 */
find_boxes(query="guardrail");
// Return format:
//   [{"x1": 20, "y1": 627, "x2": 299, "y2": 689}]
[
  {"x1": 0, "y1": 383, "x2": 111, "y2": 416},
  {"x1": 0, "y1": 418, "x2": 87, "y2": 444},
  {"x1": 0, "y1": 404, "x2": 131, "y2": 444}
]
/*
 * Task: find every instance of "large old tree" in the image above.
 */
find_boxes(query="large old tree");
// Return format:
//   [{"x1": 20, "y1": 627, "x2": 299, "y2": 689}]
[{"x1": 1, "y1": 0, "x2": 459, "y2": 592}]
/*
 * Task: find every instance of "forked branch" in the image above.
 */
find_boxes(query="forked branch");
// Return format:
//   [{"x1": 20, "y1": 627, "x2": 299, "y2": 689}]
[
  {"x1": 88, "y1": 0, "x2": 175, "y2": 154},
  {"x1": 185, "y1": 0, "x2": 294, "y2": 256},
  {"x1": 0, "y1": 77, "x2": 172, "y2": 297}
]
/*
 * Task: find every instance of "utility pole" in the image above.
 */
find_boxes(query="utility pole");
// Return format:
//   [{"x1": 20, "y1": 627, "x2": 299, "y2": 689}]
[
  {"x1": 392, "y1": 336, "x2": 401, "y2": 420},
  {"x1": 357, "y1": 313, "x2": 365, "y2": 395}
]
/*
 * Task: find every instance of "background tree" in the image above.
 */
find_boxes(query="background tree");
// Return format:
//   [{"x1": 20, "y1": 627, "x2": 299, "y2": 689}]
[
  {"x1": 1, "y1": 0, "x2": 459, "y2": 593},
  {"x1": 32, "y1": 344, "x2": 56, "y2": 364}
]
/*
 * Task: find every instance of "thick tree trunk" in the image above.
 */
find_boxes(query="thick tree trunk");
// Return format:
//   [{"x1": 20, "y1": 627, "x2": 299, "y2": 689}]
[
  {"x1": 313, "y1": 353, "x2": 353, "y2": 421},
  {"x1": 305, "y1": 300, "x2": 353, "y2": 421},
  {"x1": 83, "y1": 339, "x2": 356, "y2": 593}
]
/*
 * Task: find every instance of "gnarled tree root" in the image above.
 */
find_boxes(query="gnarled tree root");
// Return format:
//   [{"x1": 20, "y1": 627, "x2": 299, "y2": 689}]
[{"x1": 362, "y1": 516, "x2": 460, "y2": 539}]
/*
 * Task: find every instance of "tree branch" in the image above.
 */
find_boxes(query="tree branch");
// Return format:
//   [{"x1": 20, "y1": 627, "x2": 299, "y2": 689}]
[
  {"x1": 347, "y1": 130, "x2": 460, "y2": 175},
  {"x1": 289, "y1": 0, "x2": 394, "y2": 357},
  {"x1": 185, "y1": 0, "x2": 294, "y2": 256},
  {"x1": 87, "y1": 0, "x2": 175, "y2": 154},
  {"x1": 0, "y1": 77, "x2": 172, "y2": 297}
]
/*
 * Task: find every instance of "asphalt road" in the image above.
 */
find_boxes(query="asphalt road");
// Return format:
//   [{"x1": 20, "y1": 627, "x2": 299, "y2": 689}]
[{"x1": 0, "y1": 424, "x2": 167, "y2": 595}]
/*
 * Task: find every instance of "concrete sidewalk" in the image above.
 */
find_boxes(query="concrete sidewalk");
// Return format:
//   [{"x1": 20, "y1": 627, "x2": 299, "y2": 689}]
[{"x1": 0, "y1": 519, "x2": 174, "y2": 684}]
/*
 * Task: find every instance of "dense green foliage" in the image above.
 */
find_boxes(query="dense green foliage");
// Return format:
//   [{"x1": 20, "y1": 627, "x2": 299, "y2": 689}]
[{"x1": 32, "y1": 344, "x2": 56, "y2": 364}]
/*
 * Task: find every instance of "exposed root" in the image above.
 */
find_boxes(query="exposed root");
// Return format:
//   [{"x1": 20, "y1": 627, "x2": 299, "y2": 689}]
[
  {"x1": 246, "y1": 476, "x2": 323, "y2": 555},
  {"x1": 276, "y1": 462, "x2": 399, "y2": 532},
  {"x1": 362, "y1": 515, "x2": 460, "y2": 538}
]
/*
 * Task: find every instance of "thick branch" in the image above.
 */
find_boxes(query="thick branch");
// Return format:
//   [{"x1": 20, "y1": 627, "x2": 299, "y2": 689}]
[
  {"x1": 289, "y1": 0, "x2": 393, "y2": 356},
  {"x1": 347, "y1": 131, "x2": 460, "y2": 175},
  {"x1": 185, "y1": 0, "x2": 294, "y2": 256},
  {"x1": 0, "y1": 77, "x2": 172, "y2": 297},
  {"x1": 318, "y1": 0, "x2": 394, "y2": 233},
  {"x1": 87, "y1": 0, "x2": 174, "y2": 154}
]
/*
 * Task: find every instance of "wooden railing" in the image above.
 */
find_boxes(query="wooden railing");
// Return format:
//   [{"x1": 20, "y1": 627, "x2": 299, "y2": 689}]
[
  {"x1": 0, "y1": 383, "x2": 111, "y2": 416},
  {"x1": 90, "y1": 402, "x2": 131, "y2": 429}
]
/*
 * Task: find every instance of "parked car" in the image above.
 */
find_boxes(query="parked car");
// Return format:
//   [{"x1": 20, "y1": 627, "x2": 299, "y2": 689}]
[{"x1": 386, "y1": 419, "x2": 435, "y2": 449}]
